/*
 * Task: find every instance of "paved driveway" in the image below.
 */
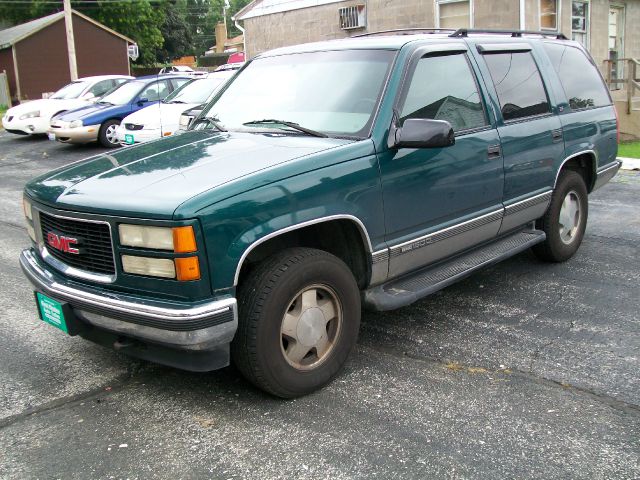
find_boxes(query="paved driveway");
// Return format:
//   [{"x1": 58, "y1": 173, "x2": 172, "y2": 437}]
[{"x1": 0, "y1": 131, "x2": 638, "y2": 479}]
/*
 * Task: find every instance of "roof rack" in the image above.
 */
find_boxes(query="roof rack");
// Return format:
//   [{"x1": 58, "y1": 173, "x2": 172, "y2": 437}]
[
  {"x1": 353, "y1": 28, "x2": 455, "y2": 38},
  {"x1": 449, "y1": 28, "x2": 568, "y2": 40}
]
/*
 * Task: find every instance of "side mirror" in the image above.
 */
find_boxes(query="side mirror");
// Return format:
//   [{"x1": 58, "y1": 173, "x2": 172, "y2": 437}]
[
  {"x1": 82, "y1": 92, "x2": 96, "y2": 101},
  {"x1": 137, "y1": 98, "x2": 149, "y2": 106},
  {"x1": 391, "y1": 118, "x2": 455, "y2": 149}
]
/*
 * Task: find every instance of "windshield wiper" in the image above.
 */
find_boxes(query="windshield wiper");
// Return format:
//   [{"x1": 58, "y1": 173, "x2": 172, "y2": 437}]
[
  {"x1": 192, "y1": 116, "x2": 227, "y2": 132},
  {"x1": 169, "y1": 100, "x2": 186, "y2": 104},
  {"x1": 243, "y1": 119, "x2": 328, "y2": 138},
  {"x1": 98, "y1": 101, "x2": 114, "y2": 106}
]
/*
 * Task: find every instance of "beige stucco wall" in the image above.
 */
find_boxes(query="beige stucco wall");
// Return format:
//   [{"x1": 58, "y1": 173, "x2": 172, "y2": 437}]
[
  {"x1": 244, "y1": 0, "x2": 435, "y2": 58},
  {"x1": 243, "y1": 0, "x2": 640, "y2": 64},
  {"x1": 474, "y1": 0, "x2": 519, "y2": 29}
]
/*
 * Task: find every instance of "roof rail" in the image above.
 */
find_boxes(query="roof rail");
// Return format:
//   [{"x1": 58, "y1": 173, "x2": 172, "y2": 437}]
[
  {"x1": 449, "y1": 28, "x2": 568, "y2": 40},
  {"x1": 353, "y1": 28, "x2": 456, "y2": 38}
]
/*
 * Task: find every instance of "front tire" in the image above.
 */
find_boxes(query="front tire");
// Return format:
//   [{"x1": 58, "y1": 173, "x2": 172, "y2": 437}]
[
  {"x1": 532, "y1": 170, "x2": 588, "y2": 262},
  {"x1": 98, "y1": 119, "x2": 121, "y2": 148},
  {"x1": 232, "y1": 248, "x2": 361, "y2": 398}
]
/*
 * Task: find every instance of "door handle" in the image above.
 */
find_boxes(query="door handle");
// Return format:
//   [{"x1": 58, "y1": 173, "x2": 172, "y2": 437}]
[
  {"x1": 552, "y1": 128, "x2": 563, "y2": 143},
  {"x1": 487, "y1": 144, "x2": 501, "y2": 160}
]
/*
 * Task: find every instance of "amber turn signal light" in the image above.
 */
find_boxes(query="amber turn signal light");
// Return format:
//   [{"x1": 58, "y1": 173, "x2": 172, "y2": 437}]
[
  {"x1": 175, "y1": 256, "x2": 200, "y2": 281},
  {"x1": 173, "y1": 226, "x2": 197, "y2": 253}
]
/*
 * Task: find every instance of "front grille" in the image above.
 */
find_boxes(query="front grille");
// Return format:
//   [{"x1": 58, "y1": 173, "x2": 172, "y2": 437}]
[
  {"x1": 39, "y1": 212, "x2": 115, "y2": 275},
  {"x1": 125, "y1": 123, "x2": 144, "y2": 131}
]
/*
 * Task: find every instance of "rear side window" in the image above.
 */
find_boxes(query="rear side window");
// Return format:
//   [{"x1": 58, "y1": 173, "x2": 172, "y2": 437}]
[
  {"x1": 483, "y1": 52, "x2": 550, "y2": 121},
  {"x1": 400, "y1": 53, "x2": 487, "y2": 132},
  {"x1": 543, "y1": 43, "x2": 611, "y2": 110}
]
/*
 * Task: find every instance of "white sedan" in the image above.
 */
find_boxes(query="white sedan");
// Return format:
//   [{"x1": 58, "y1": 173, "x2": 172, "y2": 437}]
[
  {"x1": 1, "y1": 75, "x2": 132, "y2": 135},
  {"x1": 116, "y1": 71, "x2": 235, "y2": 145}
]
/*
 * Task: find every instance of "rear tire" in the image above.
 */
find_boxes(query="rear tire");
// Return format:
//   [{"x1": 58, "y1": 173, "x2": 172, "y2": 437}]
[
  {"x1": 232, "y1": 247, "x2": 361, "y2": 398},
  {"x1": 98, "y1": 119, "x2": 121, "y2": 148},
  {"x1": 532, "y1": 170, "x2": 588, "y2": 262}
]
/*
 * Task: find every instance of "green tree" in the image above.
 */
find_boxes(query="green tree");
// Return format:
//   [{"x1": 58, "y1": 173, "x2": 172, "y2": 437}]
[
  {"x1": 156, "y1": 0, "x2": 193, "y2": 62},
  {"x1": 90, "y1": 0, "x2": 164, "y2": 65},
  {"x1": 0, "y1": 0, "x2": 164, "y2": 66}
]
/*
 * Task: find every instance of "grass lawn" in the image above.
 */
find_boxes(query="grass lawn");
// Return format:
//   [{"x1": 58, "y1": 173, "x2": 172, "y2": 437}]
[{"x1": 618, "y1": 141, "x2": 640, "y2": 159}]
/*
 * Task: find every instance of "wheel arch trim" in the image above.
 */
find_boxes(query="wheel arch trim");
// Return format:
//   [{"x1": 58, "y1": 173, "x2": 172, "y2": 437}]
[
  {"x1": 233, "y1": 214, "x2": 374, "y2": 286},
  {"x1": 554, "y1": 149, "x2": 597, "y2": 191}
]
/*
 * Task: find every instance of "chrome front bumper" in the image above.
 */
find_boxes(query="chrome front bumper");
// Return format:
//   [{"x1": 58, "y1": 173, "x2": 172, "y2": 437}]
[{"x1": 20, "y1": 248, "x2": 238, "y2": 370}]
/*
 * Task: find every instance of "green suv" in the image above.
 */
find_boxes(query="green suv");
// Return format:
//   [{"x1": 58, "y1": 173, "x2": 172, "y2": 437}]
[{"x1": 20, "y1": 29, "x2": 621, "y2": 397}]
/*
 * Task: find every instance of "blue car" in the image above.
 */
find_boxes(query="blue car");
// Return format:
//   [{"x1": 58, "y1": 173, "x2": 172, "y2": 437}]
[{"x1": 48, "y1": 75, "x2": 191, "y2": 147}]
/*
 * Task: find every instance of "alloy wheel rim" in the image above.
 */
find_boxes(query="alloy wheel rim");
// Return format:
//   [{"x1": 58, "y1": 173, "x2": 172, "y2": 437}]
[
  {"x1": 280, "y1": 284, "x2": 342, "y2": 370},
  {"x1": 106, "y1": 124, "x2": 118, "y2": 144},
  {"x1": 559, "y1": 190, "x2": 581, "y2": 244}
]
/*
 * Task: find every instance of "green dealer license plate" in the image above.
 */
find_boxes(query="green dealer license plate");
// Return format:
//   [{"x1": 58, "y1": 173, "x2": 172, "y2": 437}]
[
  {"x1": 36, "y1": 292, "x2": 69, "y2": 333},
  {"x1": 124, "y1": 134, "x2": 135, "y2": 145}
]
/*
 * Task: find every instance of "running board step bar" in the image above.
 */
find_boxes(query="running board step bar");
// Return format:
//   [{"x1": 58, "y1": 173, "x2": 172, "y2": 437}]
[{"x1": 363, "y1": 230, "x2": 546, "y2": 311}]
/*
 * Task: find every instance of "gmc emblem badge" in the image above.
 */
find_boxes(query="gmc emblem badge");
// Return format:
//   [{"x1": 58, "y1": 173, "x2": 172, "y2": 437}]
[{"x1": 47, "y1": 232, "x2": 80, "y2": 255}]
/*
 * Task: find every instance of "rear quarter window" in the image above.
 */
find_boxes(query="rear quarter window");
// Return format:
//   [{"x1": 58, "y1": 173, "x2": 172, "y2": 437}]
[
  {"x1": 483, "y1": 52, "x2": 550, "y2": 121},
  {"x1": 543, "y1": 43, "x2": 612, "y2": 110}
]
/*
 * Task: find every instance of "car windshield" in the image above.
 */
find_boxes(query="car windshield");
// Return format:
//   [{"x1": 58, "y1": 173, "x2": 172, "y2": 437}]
[
  {"x1": 99, "y1": 80, "x2": 144, "y2": 105},
  {"x1": 199, "y1": 49, "x2": 395, "y2": 137},
  {"x1": 164, "y1": 77, "x2": 227, "y2": 104},
  {"x1": 50, "y1": 81, "x2": 91, "y2": 99}
]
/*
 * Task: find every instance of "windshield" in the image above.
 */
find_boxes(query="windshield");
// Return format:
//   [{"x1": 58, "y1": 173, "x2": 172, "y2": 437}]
[
  {"x1": 199, "y1": 49, "x2": 395, "y2": 137},
  {"x1": 50, "y1": 81, "x2": 90, "y2": 99},
  {"x1": 99, "y1": 81, "x2": 144, "y2": 105},
  {"x1": 164, "y1": 77, "x2": 227, "y2": 104}
]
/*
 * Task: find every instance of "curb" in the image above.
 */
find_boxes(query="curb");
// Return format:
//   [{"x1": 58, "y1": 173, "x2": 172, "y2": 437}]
[{"x1": 619, "y1": 157, "x2": 640, "y2": 171}]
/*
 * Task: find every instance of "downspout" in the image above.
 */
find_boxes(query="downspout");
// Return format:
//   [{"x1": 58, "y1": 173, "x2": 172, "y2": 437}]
[
  {"x1": 11, "y1": 44, "x2": 21, "y2": 101},
  {"x1": 232, "y1": 15, "x2": 246, "y2": 57},
  {"x1": 519, "y1": 0, "x2": 526, "y2": 30}
]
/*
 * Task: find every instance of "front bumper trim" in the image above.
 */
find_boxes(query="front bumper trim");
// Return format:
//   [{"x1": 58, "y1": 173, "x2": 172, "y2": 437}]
[{"x1": 20, "y1": 248, "x2": 237, "y2": 350}]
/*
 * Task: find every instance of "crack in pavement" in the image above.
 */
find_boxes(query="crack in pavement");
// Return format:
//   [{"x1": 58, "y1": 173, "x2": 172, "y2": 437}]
[
  {"x1": 0, "y1": 219, "x2": 27, "y2": 232},
  {"x1": 361, "y1": 343, "x2": 640, "y2": 416},
  {"x1": 0, "y1": 363, "x2": 145, "y2": 430}
]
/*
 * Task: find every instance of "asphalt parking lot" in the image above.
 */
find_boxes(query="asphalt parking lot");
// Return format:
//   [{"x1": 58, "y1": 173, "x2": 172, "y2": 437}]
[{"x1": 0, "y1": 130, "x2": 638, "y2": 479}]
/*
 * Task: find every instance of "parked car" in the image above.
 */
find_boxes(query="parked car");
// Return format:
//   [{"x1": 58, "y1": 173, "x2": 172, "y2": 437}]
[
  {"x1": 214, "y1": 62, "x2": 245, "y2": 72},
  {"x1": 20, "y1": 30, "x2": 620, "y2": 398},
  {"x1": 159, "y1": 65, "x2": 207, "y2": 77},
  {"x1": 48, "y1": 75, "x2": 191, "y2": 147},
  {"x1": 116, "y1": 70, "x2": 235, "y2": 145},
  {"x1": 1, "y1": 75, "x2": 132, "y2": 135}
]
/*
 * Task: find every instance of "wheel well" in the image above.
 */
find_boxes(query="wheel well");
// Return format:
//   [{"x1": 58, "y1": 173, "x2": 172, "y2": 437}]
[
  {"x1": 237, "y1": 219, "x2": 370, "y2": 290},
  {"x1": 558, "y1": 153, "x2": 596, "y2": 192}
]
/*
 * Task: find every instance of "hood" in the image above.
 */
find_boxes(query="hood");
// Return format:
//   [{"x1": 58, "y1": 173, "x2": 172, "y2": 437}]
[
  {"x1": 123, "y1": 102, "x2": 200, "y2": 129},
  {"x1": 55, "y1": 103, "x2": 119, "y2": 122},
  {"x1": 25, "y1": 130, "x2": 355, "y2": 219},
  {"x1": 7, "y1": 98, "x2": 88, "y2": 116}
]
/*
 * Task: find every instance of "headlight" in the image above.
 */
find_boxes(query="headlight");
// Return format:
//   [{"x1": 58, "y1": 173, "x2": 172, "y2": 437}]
[
  {"x1": 23, "y1": 198, "x2": 33, "y2": 221},
  {"x1": 119, "y1": 224, "x2": 197, "y2": 252},
  {"x1": 19, "y1": 111, "x2": 40, "y2": 120},
  {"x1": 121, "y1": 255, "x2": 176, "y2": 278},
  {"x1": 69, "y1": 120, "x2": 83, "y2": 128}
]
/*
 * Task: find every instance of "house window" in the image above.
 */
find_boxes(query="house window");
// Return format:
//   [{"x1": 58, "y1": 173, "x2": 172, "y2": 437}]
[
  {"x1": 572, "y1": 1, "x2": 589, "y2": 46},
  {"x1": 437, "y1": 0, "x2": 471, "y2": 29},
  {"x1": 339, "y1": 5, "x2": 366, "y2": 30},
  {"x1": 540, "y1": 0, "x2": 558, "y2": 30}
]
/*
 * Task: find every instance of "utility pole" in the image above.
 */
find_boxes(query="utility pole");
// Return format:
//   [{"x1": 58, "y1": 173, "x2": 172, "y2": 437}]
[{"x1": 63, "y1": 0, "x2": 78, "y2": 81}]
